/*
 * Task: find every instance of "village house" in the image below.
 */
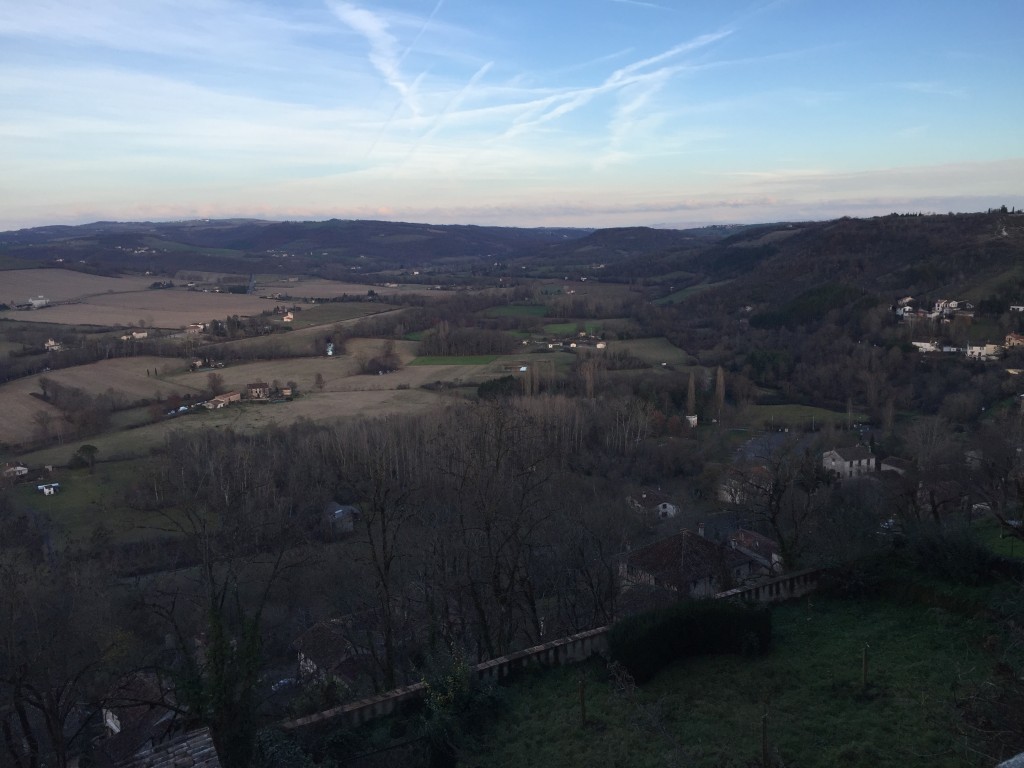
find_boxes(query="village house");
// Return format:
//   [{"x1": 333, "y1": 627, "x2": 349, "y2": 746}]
[
  {"x1": 728, "y1": 529, "x2": 784, "y2": 573},
  {"x1": 965, "y1": 343, "x2": 1002, "y2": 361},
  {"x1": 822, "y1": 446, "x2": 875, "y2": 479},
  {"x1": 204, "y1": 392, "x2": 241, "y2": 409},
  {"x1": 1006, "y1": 333, "x2": 1024, "y2": 348},
  {"x1": 324, "y1": 501, "x2": 361, "y2": 536},
  {"x1": 619, "y1": 529, "x2": 760, "y2": 598},
  {"x1": 185, "y1": 323, "x2": 205, "y2": 334},
  {"x1": 246, "y1": 382, "x2": 271, "y2": 399},
  {"x1": 932, "y1": 298, "x2": 975, "y2": 318},
  {"x1": 100, "y1": 727, "x2": 222, "y2": 768},
  {"x1": 628, "y1": 489, "x2": 681, "y2": 519},
  {"x1": 86, "y1": 673, "x2": 215, "y2": 768},
  {"x1": 2, "y1": 462, "x2": 29, "y2": 478},
  {"x1": 44, "y1": 338, "x2": 64, "y2": 352}
]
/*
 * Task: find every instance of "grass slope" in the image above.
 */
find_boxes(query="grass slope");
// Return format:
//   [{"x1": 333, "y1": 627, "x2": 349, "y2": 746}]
[{"x1": 461, "y1": 595, "x2": 1015, "y2": 768}]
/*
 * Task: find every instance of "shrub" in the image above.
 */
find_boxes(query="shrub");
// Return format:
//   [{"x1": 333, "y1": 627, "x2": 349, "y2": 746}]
[{"x1": 608, "y1": 600, "x2": 771, "y2": 683}]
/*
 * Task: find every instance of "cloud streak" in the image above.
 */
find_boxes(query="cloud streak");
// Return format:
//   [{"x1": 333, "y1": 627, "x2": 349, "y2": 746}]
[{"x1": 327, "y1": 1, "x2": 421, "y2": 117}]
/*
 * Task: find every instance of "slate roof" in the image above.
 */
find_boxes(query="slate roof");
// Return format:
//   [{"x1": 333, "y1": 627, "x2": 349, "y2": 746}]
[
  {"x1": 828, "y1": 446, "x2": 874, "y2": 463},
  {"x1": 624, "y1": 530, "x2": 751, "y2": 592},
  {"x1": 115, "y1": 727, "x2": 221, "y2": 768},
  {"x1": 728, "y1": 529, "x2": 781, "y2": 562}
]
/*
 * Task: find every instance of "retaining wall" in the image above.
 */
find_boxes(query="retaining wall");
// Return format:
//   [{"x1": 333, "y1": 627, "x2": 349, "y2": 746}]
[{"x1": 280, "y1": 569, "x2": 821, "y2": 731}]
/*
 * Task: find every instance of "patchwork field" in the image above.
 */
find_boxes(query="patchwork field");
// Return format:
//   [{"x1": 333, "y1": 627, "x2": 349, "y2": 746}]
[
  {"x1": 1, "y1": 340, "x2": 583, "y2": 461},
  {"x1": 14, "y1": 386, "x2": 453, "y2": 467},
  {"x1": 0, "y1": 289, "x2": 309, "y2": 329},
  {"x1": 0, "y1": 356, "x2": 202, "y2": 446}
]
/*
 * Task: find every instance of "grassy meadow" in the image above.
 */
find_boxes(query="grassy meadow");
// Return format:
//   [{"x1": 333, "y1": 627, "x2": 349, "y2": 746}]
[{"x1": 460, "y1": 593, "x2": 1020, "y2": 768}]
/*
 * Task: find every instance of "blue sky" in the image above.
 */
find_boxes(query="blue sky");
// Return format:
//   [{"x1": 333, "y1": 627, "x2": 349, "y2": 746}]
[{"x1": 1, "y1": 0, "x2": 1021, "y2": 230}]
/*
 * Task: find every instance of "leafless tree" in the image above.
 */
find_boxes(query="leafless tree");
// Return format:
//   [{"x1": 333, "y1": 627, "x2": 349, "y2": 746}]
[{"x1": 207, "y1": 371, "x2": 226, "y2": 395}]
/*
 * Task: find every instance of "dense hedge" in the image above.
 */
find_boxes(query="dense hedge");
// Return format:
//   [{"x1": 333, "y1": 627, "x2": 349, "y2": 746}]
[{"x1": 608, "y1": 600, "x2": 772, "y2": 683}]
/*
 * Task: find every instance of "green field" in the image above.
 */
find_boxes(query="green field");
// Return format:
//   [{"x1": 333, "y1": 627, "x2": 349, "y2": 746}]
[
  {"x1": 461, "y1": 593, "x2": 1019, "y2": 767},
  {"x1": 739, "y1": 403, "x2": 868, "y2": 429},
  {"x1": 485, "y1": 305, "x2": 549, "y2": 318},
  {"x1": 9, "y1": 460, "x2": 170, "y2": 545},
  {"x1": 973, "y1": 517, "x2": 1024, "y2": 560},
  {"x1": 286, "y1": 302, "x2": 393, "y2": 328},
  {"x1": 655, "y1": 279, "x2": 734, "y2": 305},
  {"x1": 409, "y1": 355, "x2": 499, "y2": 365},
  {"x1": 543, "y1": 321, "x2": 601, "y2": 335},
  {"x1": 613, "y1": 337, "x2": 690, "y2": 366}
]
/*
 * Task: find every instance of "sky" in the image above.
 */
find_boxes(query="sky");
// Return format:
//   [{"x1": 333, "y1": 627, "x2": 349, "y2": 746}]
[{"x1": 1, "y1": 0, "x2": 1022, "y2": 231}]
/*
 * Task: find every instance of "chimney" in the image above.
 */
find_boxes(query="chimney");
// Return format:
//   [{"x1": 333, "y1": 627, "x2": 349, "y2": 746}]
[{"x1": 697, "y1": 522, "x2": 705, "y2": 538}]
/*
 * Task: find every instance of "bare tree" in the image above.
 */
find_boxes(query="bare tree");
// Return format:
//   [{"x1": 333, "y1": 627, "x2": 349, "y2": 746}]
[
  {"x1": 732, "y1": 438, "x2": 832, "y2": 568},
  {"x1": 322, "y1": 417, "x2": 428, "y2": 689},
  {"x1": 207, "y1": 371, "x2": 225, "y2": 396}
]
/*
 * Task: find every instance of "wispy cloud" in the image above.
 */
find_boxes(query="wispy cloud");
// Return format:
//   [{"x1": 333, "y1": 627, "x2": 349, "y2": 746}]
[
  {"x1": 327, "y1": 1, "x2": 421, "y2": 117},
  {"x1": 499, "y1": 30, "x2": 731, "y2": 139}
]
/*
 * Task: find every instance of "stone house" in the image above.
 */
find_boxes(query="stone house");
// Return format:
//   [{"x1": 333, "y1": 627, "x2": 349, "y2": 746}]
[{"x1": 822, "y1": 446, "x2": 875, "y2": 479}]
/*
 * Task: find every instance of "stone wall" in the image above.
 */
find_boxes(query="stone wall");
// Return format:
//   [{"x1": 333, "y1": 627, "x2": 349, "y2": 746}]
[
  {"x1": 279, "y1": 570, "x2": 821, "y2": 732},
  {"x1": 714, "y1": 568, "x2": 822, "y2": 603}
]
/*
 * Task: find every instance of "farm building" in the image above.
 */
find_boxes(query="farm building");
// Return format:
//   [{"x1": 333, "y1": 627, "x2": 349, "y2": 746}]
[{"x1": 246, "y1": 382, "x2": 271, "y2": 399}]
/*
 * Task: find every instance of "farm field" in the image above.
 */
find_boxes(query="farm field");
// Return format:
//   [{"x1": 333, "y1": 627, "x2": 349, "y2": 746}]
[
  {"x1": 15, "y1": 386, "x2": 454, "y2": 467},
  {"x1": 0, "y1": 289, "x2": 310, "y2": 329},
  {"x1": 257, "y1": 277, "x2": 458, "y2": 299},
  {"x1": 485, "y1": 305, "x2": 548, "y2": 318},
  {"x1": 200, "y1": 307, "x2": 406, "y2": 356},
  {"x1": 0, "y1": 356, "x2": 202, "y2": 447},
  {"x1": 613, "y1": 337, "x2": 691, "y2": 366},
  {"x1": 543, "y1": 321, "x2": 602, "y2": 335},
  {"x1": 283, "y1": 302, "x2": 394, "y2": 328},
  {"x1": 8, "y1": 462, "x2": 170, "y2": 545},
  {"x1": 1, "y1": 268, "x2": 155, "y2": 303},
  {"x1": 739, "y1": 403, "x2": 868, "y2": 430},
  {"x1": 4, "y1": 342, "x2": 572, "y2": 462},
  {"x1": 409, "y1": 355, "x2": 499, "y2": 365}
]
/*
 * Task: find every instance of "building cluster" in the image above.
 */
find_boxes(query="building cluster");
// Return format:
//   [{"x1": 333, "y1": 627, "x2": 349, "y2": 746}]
[{"x1": 894, "y1": 296, "x2": 975, "y2": 322}]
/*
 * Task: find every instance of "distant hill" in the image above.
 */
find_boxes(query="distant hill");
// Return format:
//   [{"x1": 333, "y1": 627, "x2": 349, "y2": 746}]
[
  {"x1": 609, "y1": 212, "x2": 1024, "y2": 315},
  {"x1": 3, "y1": 213, "x2": 1023, "y2": 312},
  {"x1": 0, "y1": 219, "x2": 594, "y2": 275}
]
